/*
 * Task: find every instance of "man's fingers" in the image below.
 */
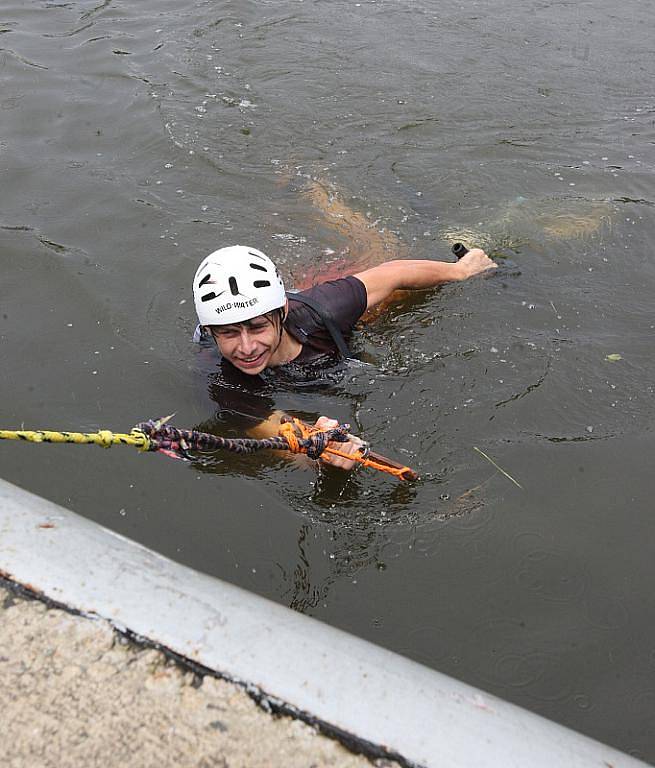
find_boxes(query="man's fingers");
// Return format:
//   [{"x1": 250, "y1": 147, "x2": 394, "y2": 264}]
[
  {"x1": 313, "y1": 416, "x2": 362, "y2": 470},
  {"x1": 459, "y1": 249, "x2": 497, "y2": 277},
  {"x1": 314, "y1": 416, "x2": 339, "y2": 430}
]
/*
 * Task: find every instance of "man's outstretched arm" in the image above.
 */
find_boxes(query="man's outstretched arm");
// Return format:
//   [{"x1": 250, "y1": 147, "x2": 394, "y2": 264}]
[{"x1": 353, "y1": 248, "x2": 496, "y2": 310}]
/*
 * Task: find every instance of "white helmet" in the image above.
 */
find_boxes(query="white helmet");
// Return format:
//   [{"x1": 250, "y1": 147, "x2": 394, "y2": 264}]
[{"x1": 193, "y1": 245, "x2": 286, "y2": 326}]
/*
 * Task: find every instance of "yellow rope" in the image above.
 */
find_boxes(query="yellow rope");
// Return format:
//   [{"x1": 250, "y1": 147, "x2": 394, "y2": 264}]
[{"x1": 0, "y1": 428, "x2": 150, "y2": 451}]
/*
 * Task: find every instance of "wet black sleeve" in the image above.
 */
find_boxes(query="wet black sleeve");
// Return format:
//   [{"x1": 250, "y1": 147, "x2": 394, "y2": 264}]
[{"x1": 285, "y1": 276, "x2": 367, "y2": 356}]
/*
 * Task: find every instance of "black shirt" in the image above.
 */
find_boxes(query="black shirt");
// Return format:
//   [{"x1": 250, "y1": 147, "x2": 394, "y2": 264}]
[
  {"x1": 285, "y1": 275, "x2": 367, "y2": 363},
  {"x1": 199, "y1": 275, "x2": 368, "y2": 417}
]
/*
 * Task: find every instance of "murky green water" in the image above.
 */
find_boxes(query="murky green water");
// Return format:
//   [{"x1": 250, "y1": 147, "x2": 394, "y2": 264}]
[{"x1": 2, "y1": 0, "x2": 654, "y2": 759}]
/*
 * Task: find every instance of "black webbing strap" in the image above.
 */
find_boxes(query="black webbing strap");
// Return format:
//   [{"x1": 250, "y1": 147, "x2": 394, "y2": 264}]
[{"x1": 286, "y1": 291, "x2": 352, "y2": 359}]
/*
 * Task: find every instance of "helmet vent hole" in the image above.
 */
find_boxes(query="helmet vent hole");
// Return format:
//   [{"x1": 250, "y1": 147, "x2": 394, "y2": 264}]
[
  {"x1": 229, "y1": 276, "x2": 239, "y2": 296},
  {"x1": 199, "y1": 273, "x2": 212, "y2": 287},
  {"x1": 201, "y1": 291, "x2": 218, "y2": 302},
  {"x1": 250, "y1": 263, "x2": 267, "y2": 272},
  {"x1": 253, "y1": 280, "x2": 271, "y2": 288}
]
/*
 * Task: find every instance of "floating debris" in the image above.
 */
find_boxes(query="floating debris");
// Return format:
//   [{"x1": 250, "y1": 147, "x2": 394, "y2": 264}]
[{"x1": 473, "y1": 447, "x2": 523, "y2": 489}]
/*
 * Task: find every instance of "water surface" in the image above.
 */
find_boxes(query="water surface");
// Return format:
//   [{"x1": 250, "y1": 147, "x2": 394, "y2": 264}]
[{"x1": 1, "y1": 0, "x2": 654, "y2": 760}]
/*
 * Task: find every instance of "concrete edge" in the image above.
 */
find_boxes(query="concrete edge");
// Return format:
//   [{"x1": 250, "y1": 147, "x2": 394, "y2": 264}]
[
  {"x1": 0, "y1": 574, "x2": 399, "y2": 767},
  {"x1": 0, "y1": 477, "x2": 647, "y2": 768}
]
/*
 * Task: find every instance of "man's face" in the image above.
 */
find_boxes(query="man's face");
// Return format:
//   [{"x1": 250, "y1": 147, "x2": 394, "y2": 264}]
[{"x1": 209, "y1": 315, "x2": 278, "y2": 375}]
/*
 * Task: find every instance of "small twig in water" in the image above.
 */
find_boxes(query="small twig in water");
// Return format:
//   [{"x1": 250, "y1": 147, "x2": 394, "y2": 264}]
[{"x1": 473, "y1": 446, "x2": 523, "y2": 489}]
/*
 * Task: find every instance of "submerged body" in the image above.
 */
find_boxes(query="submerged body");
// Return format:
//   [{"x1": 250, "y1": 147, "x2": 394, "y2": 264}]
[
  {"x1": 193, "y1": 243, "x2": 495, "y2": 469},
  {"x1": 195, "y1": 249, "x2": 495, "y2": 375}
]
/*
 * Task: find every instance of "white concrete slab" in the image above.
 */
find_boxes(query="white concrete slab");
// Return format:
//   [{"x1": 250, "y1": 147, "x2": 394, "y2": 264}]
[{"x1": 0, "y1": 477, "x2": 647, "y2": 768}]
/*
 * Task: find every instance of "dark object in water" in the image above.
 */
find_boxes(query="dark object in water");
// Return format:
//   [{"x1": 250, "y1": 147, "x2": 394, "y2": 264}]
[{"x1": 452, "y1": 242, "x2": 469, "y2": 259}]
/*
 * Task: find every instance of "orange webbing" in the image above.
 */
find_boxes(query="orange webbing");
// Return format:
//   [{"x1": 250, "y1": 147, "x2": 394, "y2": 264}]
[
  {"x1": 320, "y1": 445, "x2": 415, "y2": 480},
  {"x1": 278, "y1": 420, "x2": 303, "y2": 453},
  {"x1": 358, "y1": 456, "x2": 415, "y2": 480},
  {"x1": 278, "y1": 418, "x2": 417, "y2": 480}
]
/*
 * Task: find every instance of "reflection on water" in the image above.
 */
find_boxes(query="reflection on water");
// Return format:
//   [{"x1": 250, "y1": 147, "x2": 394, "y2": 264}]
[{"x1": 2, "y1": 0, "x2": 655, "y2": 760}]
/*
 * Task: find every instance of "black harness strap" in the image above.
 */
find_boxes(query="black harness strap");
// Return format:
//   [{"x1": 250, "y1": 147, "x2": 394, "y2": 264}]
[{"x1": 286, "y1": 291, "x2": 352, "y2": 360}]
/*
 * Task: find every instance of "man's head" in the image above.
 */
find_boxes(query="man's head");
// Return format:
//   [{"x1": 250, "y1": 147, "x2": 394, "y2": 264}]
[
  {"x1": 206, "y1": 309, "x2": 286, "y2": 374},
  {"x1": 193, "y1": 245, "x2": 287, "y2": 374}
]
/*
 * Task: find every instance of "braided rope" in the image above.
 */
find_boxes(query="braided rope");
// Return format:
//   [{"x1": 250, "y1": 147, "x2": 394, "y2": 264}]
[{"x1": 136, "y1": 418, "x2": 349, "y2": 461}]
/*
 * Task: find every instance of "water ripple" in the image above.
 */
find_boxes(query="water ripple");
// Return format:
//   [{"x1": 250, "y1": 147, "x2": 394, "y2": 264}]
[{"x1": 516, "y1": 547, "x2": 587, "y2": 604}]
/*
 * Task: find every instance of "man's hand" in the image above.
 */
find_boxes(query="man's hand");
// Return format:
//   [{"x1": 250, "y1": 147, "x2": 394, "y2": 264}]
[
  {"x1": 313, "y1": 416, "x2": 364, "y2": 471},
  {"x1": 455, "y1": 248, "x2": 497, "y2": 279}
]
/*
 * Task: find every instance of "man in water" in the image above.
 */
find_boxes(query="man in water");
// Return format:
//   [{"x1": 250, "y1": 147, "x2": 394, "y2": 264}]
[{"x1": 193, "y1": 244, "x2": 495, "y2": 467}]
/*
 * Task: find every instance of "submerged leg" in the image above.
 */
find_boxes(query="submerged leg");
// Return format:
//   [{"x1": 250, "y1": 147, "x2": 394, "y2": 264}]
[{"x1": 294, "y1": 177, "x2": 413, "y2": 317}]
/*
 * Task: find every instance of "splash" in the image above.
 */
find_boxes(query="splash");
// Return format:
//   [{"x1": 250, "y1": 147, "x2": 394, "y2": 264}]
[{"x1": 440, "y1": 196, "x2": 614, "y2": 253}]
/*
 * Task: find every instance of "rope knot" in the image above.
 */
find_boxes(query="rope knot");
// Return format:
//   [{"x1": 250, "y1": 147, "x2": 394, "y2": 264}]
[
  {"x1": 96, "y1": 430, "x2": 115, "y2": 448},
  {"x1": 278, "y1": 421, "x2": 301, "y2": 453},
  {"x1": 137, "y1": 418, "x2": 175, "y2": 451},
  {"x1": 278, "y1": 418, "x2": 350, "y2": 460},
  {"x1": 305, "y1": 430, "x2": 331, "y2": 460},
  {"x1": 130, "y1": 428, "x2": 151, "y2": 452}
]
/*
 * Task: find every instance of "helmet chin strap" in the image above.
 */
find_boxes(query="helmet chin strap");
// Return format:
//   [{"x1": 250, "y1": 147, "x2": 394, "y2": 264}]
[
  {"x1": 269, "y1": 306, "x2": 304, "y2": 366},
  {"x1": 273, "y1": 302, "x2": 289, "y2": 354}
]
